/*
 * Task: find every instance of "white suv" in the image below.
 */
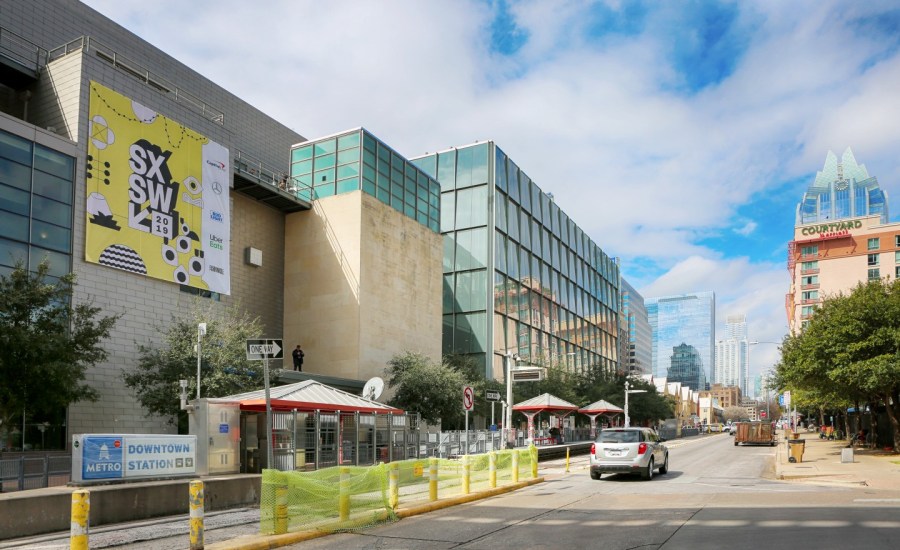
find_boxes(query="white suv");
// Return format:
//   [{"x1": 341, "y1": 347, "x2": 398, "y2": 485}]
[{"x1": 589, "y1": 427, "x2": 669, "y2": 481}]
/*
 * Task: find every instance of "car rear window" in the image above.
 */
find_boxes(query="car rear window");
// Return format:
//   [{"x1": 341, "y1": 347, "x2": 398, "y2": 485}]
[{"x1": 599, "y1": 430, "x2": 640, "y2": 443}]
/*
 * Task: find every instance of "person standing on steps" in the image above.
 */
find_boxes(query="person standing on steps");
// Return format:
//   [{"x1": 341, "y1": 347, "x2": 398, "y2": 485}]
[{"x1": 292, "y1": 345, "x2": 305, "y2": 371}]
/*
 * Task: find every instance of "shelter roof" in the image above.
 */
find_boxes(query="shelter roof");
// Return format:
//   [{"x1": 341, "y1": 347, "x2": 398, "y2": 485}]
[
  {"x1": 578, "y1": 399, "x2": 624, "y2": 414},
  {"x1": 513, "y1": 393, "x2": 579, "y2": 413},
  {"x1": 210, "y1": 380, "x2": 403, "y2": 414}
]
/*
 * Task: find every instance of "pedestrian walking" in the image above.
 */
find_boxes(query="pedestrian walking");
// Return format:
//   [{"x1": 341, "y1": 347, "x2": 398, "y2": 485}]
[{"x1": 292, "y1": 345, "x2": 305, "y2": 371}]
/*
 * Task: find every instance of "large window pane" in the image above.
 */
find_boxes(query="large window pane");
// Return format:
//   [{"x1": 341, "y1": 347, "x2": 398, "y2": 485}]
[
  {"x1": 3, "y1": 212, "x2": 28, "y2": 241},
  {"x1": 495, "y1": 148, "x2": 507, "y2": 193},
  {"x1": 291, "y1": 145, "x2": 312, "y2": 163},
  {"x1": 33, "y1": 170, "x2": 73, "y2": 204},
  {"x1": 437, "y1": 150, "x2": 456, "y2": 191},
  {"x1": 314, "y1": 153, "x2": 336, "y2": 170},
  {"x1": 338, "y1": 132, "x2": 361, "y2": 150},
  {"x1": 0, "y1": 131, "x2": 32, "y2": 165},
  {"x1": 441, "y1": 192, "x2": 455, "y2": 233},
  {"x1": 495, "y1": 233, "x2": 507, "y2": 274},
  {"x1": 29, "y1": 246, "x2": 69, "y2": 277},
  {"x1": 0, "y1": 237, "x2": 27, "y2": 267},
  {"x1": 0, "y1": 158, "x2": 31, "y2": 190},
  {"x1": 443, "y1": 315, "x2": 454, "y2": 354},
  {"x1": 337, "y1": 148, "x2": 359, "y2": 165},
  {"x1": 455, "y1": 185, "x2": 488, "y2": 229},
  {"x1": 31, "y1": 219, "x2": 70, "y2": 253},
  {"x1": 455, "y1": 228, "x2": 488, "y2": 270},
  {"x1": 35, "y1": 145, "x2": 74, "y2": 180},
  {"x1": 314, "y1": 139, "x2": 336, "y2": 156},
  {"x1": 456, "y1": 312, "x2": 487, "y2": 353},
  {"x1": 456, "y1": 269, "x2": 487, "y2": 311},
  {"x1": 32, "y1": 195, "x2": 71, "y2": 226},
  {"x1": 443, "y1": 233, "x2": 455, "y2": 273},
  {"x1": 495, "y1": 191, "x2": 507, "y2": 234},
  {"x1": 0, "y1": 183, "x2": 30, "y2": 215},
  {"x1": 443, "y1": 274, "x2": 455, "y2": 314}
]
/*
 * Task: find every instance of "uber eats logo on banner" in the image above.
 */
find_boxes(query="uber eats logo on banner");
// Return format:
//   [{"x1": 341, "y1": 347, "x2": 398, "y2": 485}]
[{"x1": 128, "y1": 139, "x2": 179, "y2": 239}]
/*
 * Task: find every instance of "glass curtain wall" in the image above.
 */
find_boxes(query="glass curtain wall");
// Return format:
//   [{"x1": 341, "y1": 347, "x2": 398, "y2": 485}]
[
  {"x1": 412, "y1": 142, "x2": 619, "y2": 381},
  {"x1": 0, "y1": 129, "x2": 75, "y2": 279},
  {"x1": 290, "y1": 129, "x2": 441, "y2": 233}
]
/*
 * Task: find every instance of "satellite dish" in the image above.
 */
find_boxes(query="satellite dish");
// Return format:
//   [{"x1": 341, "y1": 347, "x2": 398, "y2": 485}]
[{"x1": 363, "y1": 377, "x2": 384, "y2": 401}]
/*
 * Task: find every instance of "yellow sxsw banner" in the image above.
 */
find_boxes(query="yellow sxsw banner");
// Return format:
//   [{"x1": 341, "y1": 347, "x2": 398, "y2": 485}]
[{"x1": 85, "y1": 82, "x2": 230, "y2": 294}]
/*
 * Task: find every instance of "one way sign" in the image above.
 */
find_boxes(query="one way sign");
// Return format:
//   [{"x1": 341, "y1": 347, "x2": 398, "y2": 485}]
[{"x1": 246, "y1": 339, "x2": 283, "y2": 360}]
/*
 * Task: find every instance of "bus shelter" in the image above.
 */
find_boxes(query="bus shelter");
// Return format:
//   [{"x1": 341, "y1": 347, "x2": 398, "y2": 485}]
[
  {"x1": 578, "y1": 399, "x2": 624, "y2": 439},
  {"x1": 512, "y1": 393, "x2": 579, "y2": 445},
  {"x1": 192, "y1": 380, "x2": 418, "y2": 474}
]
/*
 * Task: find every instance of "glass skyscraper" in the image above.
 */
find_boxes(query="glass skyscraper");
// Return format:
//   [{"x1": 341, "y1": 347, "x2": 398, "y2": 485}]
[
  {"x1": 796, "y1": 148, "x2": 888, "y2": 225},
  {"x1": 411, "y1": 142, "x2": 620, "y2": 381},
  {"x1": 714, "y1": 314, "x2": 747, "y2": 393},
  {"x1": 647, "y1": 291, "x2": 715, "y2": 390},
  {"x1": 620, "y1": 278, "x2": 651, "y2": 375}
]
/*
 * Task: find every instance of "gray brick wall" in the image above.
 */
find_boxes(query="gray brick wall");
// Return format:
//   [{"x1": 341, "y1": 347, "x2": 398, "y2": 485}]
[{"x1": 1, "y1": 0, "x2": 306, "y2": 437}]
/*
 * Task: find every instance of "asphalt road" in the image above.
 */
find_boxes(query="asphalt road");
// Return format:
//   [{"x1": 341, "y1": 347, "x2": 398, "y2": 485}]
[{"x1": 8, "y1": 435, "x2": 899, "y2": 549}]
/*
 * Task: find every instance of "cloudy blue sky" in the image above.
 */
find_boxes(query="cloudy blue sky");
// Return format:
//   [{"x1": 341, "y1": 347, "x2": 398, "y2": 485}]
[{"x1": 83, "y1": 0, "x2": 900, "y2": 382}]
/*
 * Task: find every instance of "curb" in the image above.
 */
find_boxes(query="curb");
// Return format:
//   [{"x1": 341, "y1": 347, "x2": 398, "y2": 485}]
[{"x1": 206, "y1": 477, "x2": 545, "y2": 550}]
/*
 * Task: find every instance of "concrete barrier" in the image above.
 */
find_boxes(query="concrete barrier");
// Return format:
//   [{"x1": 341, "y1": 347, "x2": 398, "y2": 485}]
[{"x1": 0, "y1": 475, "x2": 261, "y2": 539}]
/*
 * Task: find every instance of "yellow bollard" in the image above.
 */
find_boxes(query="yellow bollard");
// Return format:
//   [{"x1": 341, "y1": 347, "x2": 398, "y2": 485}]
[
  {"x1": 488, "y1": 451, "x2": 497, "y2": 488},
  {"x1": 531, "y1": 446, "x2": 538, "y2": 478},
  {"x1": 512, "y1": 450, "x2": 519, "y2": 483},
  {"x1": 429, "y1": 457, "x2": 438, "y2": 501},
  {"x1": 70, "y1": 489, "x2": 90, "y2": 550},
  {"x1": 339, "y1": 466, "x2": 351, "y2": 522},
  {"x1": 462, "y1": 455, "x2": 470, "y2": 495},
  {"x1": 189, "y1": 480, "x2": 205, "y2": 549},
  {"x1": 389, "y1": 463, "x2": 399, "y2": 510},
  {"x1": 565, "y1": 447, "x2": 570, "y2": 474},
  {"x1": 274, "y1": 485, "x2": 288, "y2": 535}
]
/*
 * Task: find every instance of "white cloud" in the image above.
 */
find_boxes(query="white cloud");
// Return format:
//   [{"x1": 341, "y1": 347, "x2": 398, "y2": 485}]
[{"x1": 81, "y1": 0, "x2": 900, "y2": 376}]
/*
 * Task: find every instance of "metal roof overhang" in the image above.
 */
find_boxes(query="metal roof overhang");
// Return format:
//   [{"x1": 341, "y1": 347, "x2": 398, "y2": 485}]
[
  {"x1": 232, "y1": 172, "x2": 311, "y2": 213},
  {"x1": 238, "y1": 398, "x2": 403, "y2": 415}
]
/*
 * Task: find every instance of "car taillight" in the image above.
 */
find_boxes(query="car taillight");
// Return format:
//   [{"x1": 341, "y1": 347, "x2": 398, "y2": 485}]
[
  {"x1": 590, "y1": 443, "x2": 596, "y2": 455},
  {"x1": 638, "y1": 442, "x2": 647, "y2": 455}
]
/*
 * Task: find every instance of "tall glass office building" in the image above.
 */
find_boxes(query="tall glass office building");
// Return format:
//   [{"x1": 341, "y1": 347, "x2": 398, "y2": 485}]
[
  {"x1": 647, "y1": 291, "x2": 715, "y2": 390},
  {"x1": 796, "y1": 148, "x2": 888, "y2": 225},
  {"x1": 620, "y1": 278, "x2": 652, "y2": 375},
  {"x1": 411, "y1": 142, "x2": 620, "y2": 381}
]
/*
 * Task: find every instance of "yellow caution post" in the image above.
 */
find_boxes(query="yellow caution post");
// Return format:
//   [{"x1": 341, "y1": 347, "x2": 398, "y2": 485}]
[
  {"x1": 389, "y1": 463, "x2": 399, "y2": 509},
  {"x1": 512, "y1": 450, "x2": 519, "y2": 483},
  {"x1": 274, "y1": 484, "x2": 288, "y2": 535},
  {"x1": 489, "y1": 451, "x2": 497, "y2": 488},
  {"x1": 462, "y1": 455, "x2": 471, "y2": 495},
  {"x1": 429, "y1": 457, "x2": 438, "y2": 501},
  {"x1": 70, "y1": 489, "x2": 90, "y2": 550},
  {"x1": 339, "y1": 466, "x2": 351, "y2": 522},
  {"x1": 189, "y1": 480, "x2": 205, "y2": 549}
]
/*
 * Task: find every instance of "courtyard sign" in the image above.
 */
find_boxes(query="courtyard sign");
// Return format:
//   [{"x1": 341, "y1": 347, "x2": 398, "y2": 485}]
[{"x1": 800, "y1": 219, "x2": 863, "y2": 239}]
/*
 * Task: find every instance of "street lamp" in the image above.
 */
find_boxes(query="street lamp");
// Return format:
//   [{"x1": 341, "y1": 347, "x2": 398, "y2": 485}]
[
  {"x1": 196, "y1": 323, "x2": 207, "y2": 400},
  {"x1": 624, "y1": 380, "x2": 646, "y2": 428}
]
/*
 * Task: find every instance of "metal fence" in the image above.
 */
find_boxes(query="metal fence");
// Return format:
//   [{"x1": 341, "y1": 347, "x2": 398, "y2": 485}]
[{"x1": 0, "y1": 453, "x2": 71, "y2": 493}]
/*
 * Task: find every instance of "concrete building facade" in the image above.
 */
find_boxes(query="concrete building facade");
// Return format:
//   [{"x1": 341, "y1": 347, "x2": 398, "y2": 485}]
[{"x1": 0, "y1": 0, "x2": 441, "y2": 447}]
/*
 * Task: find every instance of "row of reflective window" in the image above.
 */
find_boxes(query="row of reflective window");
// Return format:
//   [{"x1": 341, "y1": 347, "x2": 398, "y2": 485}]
[
  {"x1": 290, "y1": 130, "x2": 441, "y2": 233},
  {"x1": 0, "y1": 130, "x2": 75, "y2": 278}
]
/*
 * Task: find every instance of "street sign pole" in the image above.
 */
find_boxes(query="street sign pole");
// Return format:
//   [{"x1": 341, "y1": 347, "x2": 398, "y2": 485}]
[
  {"x1": 264, "y1": 349, "x2": 273, "y2": 470},
  {"x1": 246, "y1": 338, "x2": 283, "y2": 470}
]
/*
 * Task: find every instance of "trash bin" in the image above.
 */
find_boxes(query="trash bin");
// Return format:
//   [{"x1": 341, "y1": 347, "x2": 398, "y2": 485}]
[{"x1": 788, "y1": 439, "x2": 805, "y2": 463}]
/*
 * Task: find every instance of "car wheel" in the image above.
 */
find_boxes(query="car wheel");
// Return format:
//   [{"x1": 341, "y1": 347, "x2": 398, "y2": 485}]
[
  {"x1": 642, "y1": 457, "x2": 654, "y2": 480},
  {"x1": 659, "y1": 453, "x2": 668, "y2": 475},
  {"x1": 590, "y1": 470, "x2": 601, "y2": 480}
]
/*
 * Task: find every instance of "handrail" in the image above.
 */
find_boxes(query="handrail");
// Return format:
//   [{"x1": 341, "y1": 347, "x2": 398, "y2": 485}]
[
  {"x1": 48, "y1": 35, "x2": 225, "y2": 125},
  {"x1": 0, "y1": 26, "x2": 48, "y2": 72}
]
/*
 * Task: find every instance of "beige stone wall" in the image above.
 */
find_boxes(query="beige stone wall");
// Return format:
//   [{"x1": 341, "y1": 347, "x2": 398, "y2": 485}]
[
  {"x1": 358, "y1": 193, "x2": 443, "y2": 381},
  {"x1": 283, "y1": 191, "x2": 442, "y2": 383},
  {"x1": 229, "y1": 193, "x2": 285, "y2": 337}
]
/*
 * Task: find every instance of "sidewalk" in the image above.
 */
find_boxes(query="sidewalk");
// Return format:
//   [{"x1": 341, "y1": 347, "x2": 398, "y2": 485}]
[{"x1": 774, "y1": 432, "x2": 900, "y2": 490}]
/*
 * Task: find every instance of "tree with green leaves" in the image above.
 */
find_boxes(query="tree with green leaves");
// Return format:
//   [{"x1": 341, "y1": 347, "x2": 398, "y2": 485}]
[
  {"x1": 0, "y1": 261, "x2": 119, "y2": 442},
  {"x1": 125, "y1": 300, "x2": 266, "y2": 430},
  {"x1": 385, "y1": 351, "x2": 468, "y2": 428},
  {"x1": 777, "y1": 278, "x2": 900, "y2": 450}
]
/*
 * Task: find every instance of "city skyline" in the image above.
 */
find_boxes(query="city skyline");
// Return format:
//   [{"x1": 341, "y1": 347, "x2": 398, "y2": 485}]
[{"x1": 81, "y1": 0, "x2": 900, "y2": 382}]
